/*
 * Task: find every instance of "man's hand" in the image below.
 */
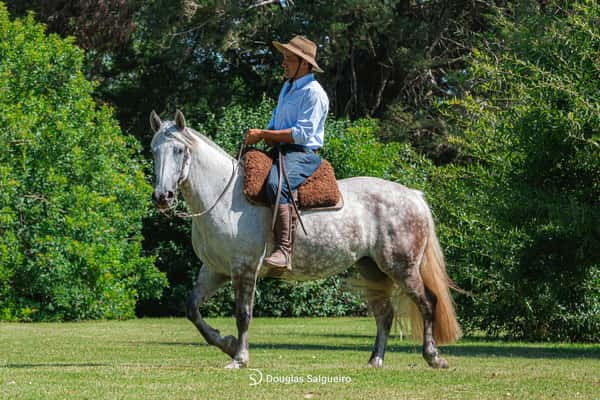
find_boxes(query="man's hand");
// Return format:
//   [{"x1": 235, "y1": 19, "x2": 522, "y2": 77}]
[{"x1": 244, "y1": 128, "x2": 263, "y2": 145}]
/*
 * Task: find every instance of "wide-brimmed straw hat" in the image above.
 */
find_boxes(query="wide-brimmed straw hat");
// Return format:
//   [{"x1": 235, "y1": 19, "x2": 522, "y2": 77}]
[{"x1": 272, "y1": 35, "x2": 324, "y2": 73}]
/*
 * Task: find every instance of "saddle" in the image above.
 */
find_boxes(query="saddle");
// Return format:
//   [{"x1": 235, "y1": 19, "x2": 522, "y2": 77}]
[{"x1": 243, "y1": 148, "x2": 344, "y2": 211}]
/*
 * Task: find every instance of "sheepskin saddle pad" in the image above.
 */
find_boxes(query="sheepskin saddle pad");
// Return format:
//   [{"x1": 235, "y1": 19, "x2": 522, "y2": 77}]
[{"x1": 243, "y1": 148, "x2": 343, "y2": 210}]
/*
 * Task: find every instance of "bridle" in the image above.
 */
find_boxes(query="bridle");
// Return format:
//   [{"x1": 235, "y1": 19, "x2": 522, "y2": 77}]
[{"x1": 159, "y1": 142, "x2": 246, "y2": 219}]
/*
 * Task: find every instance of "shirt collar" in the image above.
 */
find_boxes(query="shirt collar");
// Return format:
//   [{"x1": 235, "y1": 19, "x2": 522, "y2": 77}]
[{"x1": 288, "y1": 73, "x2": 315, "y2": 91}]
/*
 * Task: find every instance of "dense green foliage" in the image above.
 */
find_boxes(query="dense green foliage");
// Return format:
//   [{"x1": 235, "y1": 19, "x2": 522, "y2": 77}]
[
  {"x1": 0, "y1": 5, "x2": 166, "y2": 320},
  {"x1": 434, "y1": 1, "x2": 600, "y2": 341}
]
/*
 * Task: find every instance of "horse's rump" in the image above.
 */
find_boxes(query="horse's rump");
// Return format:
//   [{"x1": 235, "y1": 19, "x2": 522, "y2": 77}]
[{"x1": 242, "y1": 148, "x2": 343, "y2": 210}]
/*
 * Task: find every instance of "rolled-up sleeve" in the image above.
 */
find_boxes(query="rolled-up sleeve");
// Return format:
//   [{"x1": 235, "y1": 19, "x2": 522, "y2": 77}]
[
  {"x1": 266, "y1": 108, "x2": 277, "y2": 130},
  {"x1": 291, "y1": 93, "x2": 326, "y2": 145}
]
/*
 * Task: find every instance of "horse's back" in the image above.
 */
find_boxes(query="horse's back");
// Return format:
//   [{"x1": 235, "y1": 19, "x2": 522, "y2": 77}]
[
  {"x1": 303, "y1": 175, "x2": 427, "y2": 230},
  {"x1": 337, "y1": 176, "x2": 425, "y2": 207}
]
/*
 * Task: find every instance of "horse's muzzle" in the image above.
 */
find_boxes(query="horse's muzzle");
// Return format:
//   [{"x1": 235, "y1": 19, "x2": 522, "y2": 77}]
[{"x1": 152, "y1": 189, "x2": 175, "y2": 209}]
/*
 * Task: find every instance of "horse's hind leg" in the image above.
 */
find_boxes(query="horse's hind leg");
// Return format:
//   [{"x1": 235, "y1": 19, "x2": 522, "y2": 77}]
[
  {"x1": 397, "y1": 263, "x2": 449, "y2": 369},
  {"x1": 357, "y1": 257, "x2": 394, "y2": 368},
  {"x1": 375, "y1": 251, "x2": 449, "y2": 369},
  {"x1": 367, "y1": 292, "x2": 394, "y2": 368},
  {"x1": 186, "y1": 265, "x2": 238, "y2": 358}
]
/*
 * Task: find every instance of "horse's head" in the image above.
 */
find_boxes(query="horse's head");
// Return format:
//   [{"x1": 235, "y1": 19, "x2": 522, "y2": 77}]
[{"x1": 149, "y1": 110, "x2": 195, "y2": 210}]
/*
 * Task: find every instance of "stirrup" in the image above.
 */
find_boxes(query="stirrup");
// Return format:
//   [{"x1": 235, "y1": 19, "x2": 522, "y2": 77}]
[
  {"x1": 264, "y1": 249, "x2": 292, "y2": 272},
  {"x1": 264, "y1": 261, "x2": 292, "y2": 277}
]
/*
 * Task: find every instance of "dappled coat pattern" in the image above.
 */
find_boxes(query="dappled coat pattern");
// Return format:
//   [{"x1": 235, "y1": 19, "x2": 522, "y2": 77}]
[{"x1": 150, "y1": 110, "x2": 461, "y2": 370}]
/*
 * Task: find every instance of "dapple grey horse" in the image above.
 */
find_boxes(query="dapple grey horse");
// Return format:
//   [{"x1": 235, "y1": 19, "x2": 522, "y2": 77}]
[{"x1": 150, "y1": 110, "x2": 461, "y2": 370}]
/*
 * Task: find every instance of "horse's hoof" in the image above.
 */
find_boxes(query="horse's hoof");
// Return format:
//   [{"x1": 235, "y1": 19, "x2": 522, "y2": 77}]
[
  {"x1": 426, "y1": 356, "x2": 449, "y2": 369},
  {"x1": 224, "y1": 360, "x2": 241, "y2": 369},
  {"x1": 367, "y1": 356, "x2": 384, "y2": 368},
  {"x1": 224, "y1": 360, "x2": 248, "y2": 369},
  {"x1": 437, "y1": 357, "x2": 449, "y2": 369}
]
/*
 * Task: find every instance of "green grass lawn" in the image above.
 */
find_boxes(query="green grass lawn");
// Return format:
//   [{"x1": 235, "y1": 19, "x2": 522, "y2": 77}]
[{"x1": 1, "y1": 317, "x2": 599, "y2": 399}]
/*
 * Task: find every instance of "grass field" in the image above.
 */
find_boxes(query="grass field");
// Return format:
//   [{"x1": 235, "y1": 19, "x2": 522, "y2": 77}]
[{"x1": 1, "y1": 317, "x2": 599, "y2": 399}]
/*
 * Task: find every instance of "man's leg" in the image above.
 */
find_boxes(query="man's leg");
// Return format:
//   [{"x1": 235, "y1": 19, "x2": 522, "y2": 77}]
[
  {"x1": 263, "y1": 150, "x2": 321, "y2": 271},
  {"x1": 264, "y1": 159, "x2": 293, "y2": 270}
]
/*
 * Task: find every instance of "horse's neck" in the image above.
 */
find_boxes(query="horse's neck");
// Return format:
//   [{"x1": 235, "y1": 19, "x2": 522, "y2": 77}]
[{"x1": 180, "y1": 135, "x2": 236, "y2": 215}]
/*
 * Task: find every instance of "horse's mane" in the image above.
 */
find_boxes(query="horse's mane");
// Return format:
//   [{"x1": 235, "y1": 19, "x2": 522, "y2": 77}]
[
  {"x1": 151, "y1": 121, "x2": 233, "y2": 160},
  {"x1": 190, "y1": 128, "x2": 234, "y2": 159}
]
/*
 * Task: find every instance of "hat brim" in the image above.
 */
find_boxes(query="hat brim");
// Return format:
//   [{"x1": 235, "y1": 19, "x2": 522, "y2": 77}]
[{"x1": 273, "y1": 41, "x2": 324, "y2": 73}]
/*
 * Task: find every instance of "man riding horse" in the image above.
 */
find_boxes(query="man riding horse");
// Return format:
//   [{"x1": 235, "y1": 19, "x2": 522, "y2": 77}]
[
  {"x1": 149, "y1": 34, "x2": 460, "y2": 370},
  {"x1": 244, "y1": 35, "x2": 329, "y2": 273}
]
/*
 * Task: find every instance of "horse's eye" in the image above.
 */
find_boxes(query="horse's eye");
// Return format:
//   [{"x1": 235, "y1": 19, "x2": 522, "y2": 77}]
[{"x1": 175, "y1": 147, "x2": 183, "y2": 154}]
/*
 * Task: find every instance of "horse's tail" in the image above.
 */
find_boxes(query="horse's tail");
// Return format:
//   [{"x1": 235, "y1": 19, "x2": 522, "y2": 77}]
[{"x1": 407, "y1": 202, "x2": 462, "y2": 344}]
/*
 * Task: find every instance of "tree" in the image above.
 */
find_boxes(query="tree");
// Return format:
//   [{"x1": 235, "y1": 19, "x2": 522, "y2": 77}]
[
  {"x1": 0, "y1": 3, "x2": 167, "y2": 321},
  {"x1": 3, "y1": 0, "x2": 138, "y2": 78}
]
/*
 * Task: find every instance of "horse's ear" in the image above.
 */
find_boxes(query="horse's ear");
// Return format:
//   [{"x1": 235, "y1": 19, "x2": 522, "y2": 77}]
[
  {"x1": 175, "y1": 109, "x2": 186, "y2": 130},
  {"x1": 149, "y1": 110, "x2": 162, "y2": 133}
]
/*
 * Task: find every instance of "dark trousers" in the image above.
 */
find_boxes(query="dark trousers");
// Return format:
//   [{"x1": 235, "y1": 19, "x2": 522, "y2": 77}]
[{"x1": 265, "y1": 144, "x2": 322, "y2": 205}]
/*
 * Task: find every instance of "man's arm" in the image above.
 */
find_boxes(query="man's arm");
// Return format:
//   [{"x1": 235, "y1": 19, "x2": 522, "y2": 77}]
[
  {"x1": 245, "y1": 128, "x2": 293, "y2": 146},
  {"x1": 261, "y1": 128, "x2": 294, "y2": 144}
]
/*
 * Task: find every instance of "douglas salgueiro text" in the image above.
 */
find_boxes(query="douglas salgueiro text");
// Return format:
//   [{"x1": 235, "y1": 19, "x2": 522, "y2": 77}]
[{"x1": 265, "y1": 374, "x2": 352, "y2": 385}]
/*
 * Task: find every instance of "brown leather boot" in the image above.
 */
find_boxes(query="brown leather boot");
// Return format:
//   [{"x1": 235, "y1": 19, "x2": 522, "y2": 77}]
[{"x1": 264, "y1": 204, "x2": 292, "y2": 272}]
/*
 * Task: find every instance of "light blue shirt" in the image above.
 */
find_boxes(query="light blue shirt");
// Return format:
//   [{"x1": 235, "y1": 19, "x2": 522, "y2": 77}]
[{"x1": 267, "y1": 73, "x2": 329, "y2": 150}]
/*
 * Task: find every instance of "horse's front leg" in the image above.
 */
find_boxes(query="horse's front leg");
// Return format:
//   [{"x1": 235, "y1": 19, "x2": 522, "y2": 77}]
[
  {"x1": 224, "y1": 264, "x2": 259, "y2": 369},
  {"x1": 186, "y1": 265, "x2": 238, "y2": 357}
]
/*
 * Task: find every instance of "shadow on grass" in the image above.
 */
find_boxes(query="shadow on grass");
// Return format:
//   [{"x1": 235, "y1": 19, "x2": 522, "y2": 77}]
[
  {"x1": 254, "y1": 342, "x2": 600, "y2": 359},
  {"x1": 143, "y1": 340, "x2": 600, "y2": 360},
  {"x1": 3, "y1": 363, "x2": 109, "y2": 369},
  {"x1": 439, "y1": 345, "x2": 600, "y2": 359}
]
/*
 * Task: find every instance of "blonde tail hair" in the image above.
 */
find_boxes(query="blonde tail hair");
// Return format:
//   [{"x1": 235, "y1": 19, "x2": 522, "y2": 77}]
[{"x1": 412, "y1": 207, "x2": 462, "y2": 344}]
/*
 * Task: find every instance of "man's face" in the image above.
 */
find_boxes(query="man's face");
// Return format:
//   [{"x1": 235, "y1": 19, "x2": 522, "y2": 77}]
[{"x1": 281, "y1": 50, "x2": 304, "y2": 79}]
